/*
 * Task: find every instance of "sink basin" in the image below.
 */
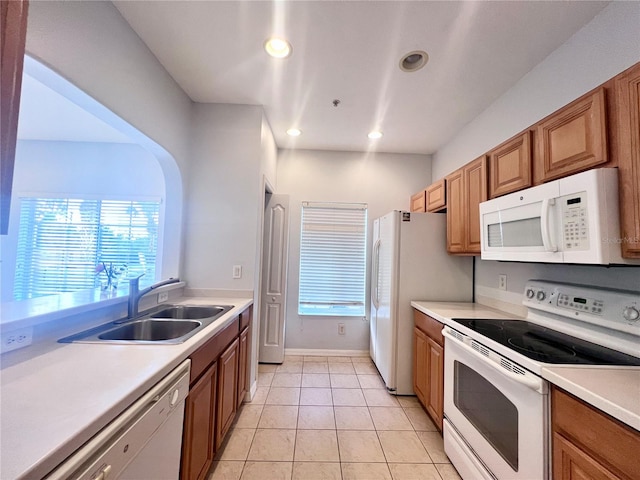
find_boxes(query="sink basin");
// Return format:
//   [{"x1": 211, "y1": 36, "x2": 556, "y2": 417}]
[
  {"x1": 151, "y1": 306, "x2": 226, "y2": 320},
  {"x1": 98, "y1": 319, "x2": 201, "y2": 341},
  {"x1": 59, "y1": 304, "x2": 234, "y2": 344}
]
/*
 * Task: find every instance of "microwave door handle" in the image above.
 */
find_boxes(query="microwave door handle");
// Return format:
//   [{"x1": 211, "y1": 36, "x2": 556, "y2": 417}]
[{"x1": 541, "y1": 198, "x2": 557, "y2": 252}]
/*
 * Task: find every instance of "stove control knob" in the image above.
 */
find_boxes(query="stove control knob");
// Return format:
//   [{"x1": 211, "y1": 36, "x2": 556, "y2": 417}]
[
  {"x1": 536, "y1": 291, "x2": 546, "y2": 301},
  {"x1": 526, "y1": 289, "x2": 535, "y2": 299},
  {"x1": 622, "y1": 306, "x2": 640, "y2": 322}
]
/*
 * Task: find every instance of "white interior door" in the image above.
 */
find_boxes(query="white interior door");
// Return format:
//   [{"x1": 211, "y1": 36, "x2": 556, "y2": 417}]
[{"x1": 259, "y1": 194, "x2": 290, "y2": 363}]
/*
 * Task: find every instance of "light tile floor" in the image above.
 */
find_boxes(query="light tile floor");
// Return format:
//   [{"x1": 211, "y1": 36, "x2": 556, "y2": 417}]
[{"x1": 208, "y1": 355, "x2": 462, "y2": 480}]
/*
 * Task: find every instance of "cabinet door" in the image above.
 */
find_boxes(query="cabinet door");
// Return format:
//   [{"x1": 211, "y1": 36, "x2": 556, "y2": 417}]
[
  {"x1": 536, "y1": 88, "x2": 608, "y2": 183},
  {"x1": 489, "y1": 131, "x2": 532, "y2": 198},
  {"x1": 413, "y1": 327, "x2": 428, "y2": 406},
  {"x1": 237, "y1": 326, "x2": 249, "y2": 408},
  {"x1": 0, "y1": 0, "x2": 29, "y2": 234},
  {"x1": 553, "y1": 433, "x2": 620, "y2": 480},
  {"x1": 426, "y1": 179, "x2": 446, "y2": 212},
  {"x1": 464, "y1": 156, "x2": 488, "y2": 253},
  {"x1": 181, "y1": 362, "x2": 217, "y2": 480},
  {"x1": 425, "y1": 337, "x2": 444, "y2": 431},
  {"x1": 446, "y1": 169, "x2": 465, "y2": 253},
  {"x1": 410, "y1": 190, "x2": 426, "y2": 212},
  {"x1": 616, "y1": 62, "x2": 640, "y2": 258},
  {"x1": 216, "y1": 338, "x2": 239, "y2": 449}
]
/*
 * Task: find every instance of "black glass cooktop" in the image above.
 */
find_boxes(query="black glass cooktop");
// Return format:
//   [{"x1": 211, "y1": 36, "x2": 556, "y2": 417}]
[{"x1": 451, "y1": 318, "x2": 640, "y2": 366}]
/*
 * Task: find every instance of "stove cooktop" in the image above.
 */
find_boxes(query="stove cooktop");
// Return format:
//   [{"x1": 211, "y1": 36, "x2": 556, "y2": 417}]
[{"x1": 451, "y1": 318, "x2": 640, "y2": 366}]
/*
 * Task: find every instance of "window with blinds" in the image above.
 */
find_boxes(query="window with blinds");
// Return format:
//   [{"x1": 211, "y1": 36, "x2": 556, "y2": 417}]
[
  {"x1": 298, "y1": 202, "x2": 367, "y2": 316},
  {"x1": 14, "y1": 198, "x2": 161, "y2": 301}
]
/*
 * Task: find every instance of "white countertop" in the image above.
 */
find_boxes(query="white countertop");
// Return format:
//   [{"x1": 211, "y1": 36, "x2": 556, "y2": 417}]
[
  {"x1": 0, "y1": 296, "x2": 252, "y2": 480},
  {"x1": 411, "y1": 301, "x2": 640, "y2": 432},
  {"x1": 542, "y1": 366, "x2": 640, "y2": 431}
]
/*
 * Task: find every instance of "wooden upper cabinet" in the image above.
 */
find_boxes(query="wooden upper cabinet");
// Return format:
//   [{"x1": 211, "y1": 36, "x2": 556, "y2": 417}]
[
  {"x1": 410, "y1": 190, "x2": 426, "y2": 212},
  {"x1": 488, "y1": 131, "x2": 532, "y2": 198},
  {"x1": 426, "y1": 179, "x2": 446, "y2": 212},
  {"x1": 615, "y1": 62, "x2": 640, "y2": 258},
  {"x1": 446, "y1": 156, "x2": 487, "y2": 254},
  {"x1": 465, "y1": 157, "x2": 488, "y2": 252},
  {"x1": 535, "y1": 87, "x2": 608, "y2": 184},
  {"x1": 445, "y1": 169, "x2": 465, "y2": 253},
  {"x1": 1, "y1": 0, "x2": 29, "y2": 235}
]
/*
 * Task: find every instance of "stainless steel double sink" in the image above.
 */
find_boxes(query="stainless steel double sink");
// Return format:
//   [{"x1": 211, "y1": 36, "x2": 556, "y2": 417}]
[{"x1": 59, "y1": 305, "x2": 233, "y2": 345}]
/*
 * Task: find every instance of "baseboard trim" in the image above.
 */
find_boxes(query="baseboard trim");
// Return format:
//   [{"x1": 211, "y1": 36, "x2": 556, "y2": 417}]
[{"x1": 284, "y1": 348, "x2": 370, "y2": 357}]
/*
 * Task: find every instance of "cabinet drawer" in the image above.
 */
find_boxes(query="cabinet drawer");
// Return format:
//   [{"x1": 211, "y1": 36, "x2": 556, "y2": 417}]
[
  {"x1": 413, "y1": 310, "x2": 444, "y2": 346},
  {"x1": 551, "y1": 386, "x2": 640, "y2": 479},
  {"x1": 190, "y1": 317, "x2": 239, "y2": 385}
]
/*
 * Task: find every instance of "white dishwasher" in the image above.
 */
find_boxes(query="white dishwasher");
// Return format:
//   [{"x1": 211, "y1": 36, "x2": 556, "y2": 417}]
[{"x1": 45, "y1": 359, "x2": 190, "y2": 480}]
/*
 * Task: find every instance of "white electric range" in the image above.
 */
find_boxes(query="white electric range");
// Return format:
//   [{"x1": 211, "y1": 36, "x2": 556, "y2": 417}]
[{"x1": 442, "y1": 280, "x2": 640, "y2": 480}]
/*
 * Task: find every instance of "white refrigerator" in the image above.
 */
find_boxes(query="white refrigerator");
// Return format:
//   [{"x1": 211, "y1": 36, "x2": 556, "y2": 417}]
[{"x1": 370, "y1": 210, "x2": 473, "y2": 395}]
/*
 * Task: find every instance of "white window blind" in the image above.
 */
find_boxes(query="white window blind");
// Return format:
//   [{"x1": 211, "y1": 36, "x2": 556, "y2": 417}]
[
  {"x1": 14, "y1": 198, "x2": 160, "y2": 300},
  {"x1": 298, "y1": 202, "x2": 367, "y2": 316}
]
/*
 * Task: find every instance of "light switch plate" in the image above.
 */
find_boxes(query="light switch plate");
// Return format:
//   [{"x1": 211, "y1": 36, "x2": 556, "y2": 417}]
[
  {"x1": 498, "y1": 274, "x2": 507, "y2": 291},
  {"x1": 233, "y1": 265, "x2": 242, "y2": 279}
]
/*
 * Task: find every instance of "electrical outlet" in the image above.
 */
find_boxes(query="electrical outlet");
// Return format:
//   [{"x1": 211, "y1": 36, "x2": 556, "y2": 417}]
[
  {"x1": 338, "y1": 323, "x2": 345, "y2": 335},
  {"x1": 233, "y1": 265, "x2": 242, "y2": 279},
  {"x1": 498, "y1": 274, "x2": 507, "y2": 291},
  {"x1": 2, "y1": 326, "x2": 34, "y2": 354},
  {"x1": 158, "y1": 291, "x2": 169, "y2": 303}
]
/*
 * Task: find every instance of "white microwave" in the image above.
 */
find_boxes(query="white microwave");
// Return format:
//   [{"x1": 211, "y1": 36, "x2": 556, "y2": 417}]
[{"x1": 480, "y1": 168, "x2": 638, "y2": 265}]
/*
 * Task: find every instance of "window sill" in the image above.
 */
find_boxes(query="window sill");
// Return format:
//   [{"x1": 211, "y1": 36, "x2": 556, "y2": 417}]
[{"x1": 1, "y1": 282, "x2": 186, "y2": 331}]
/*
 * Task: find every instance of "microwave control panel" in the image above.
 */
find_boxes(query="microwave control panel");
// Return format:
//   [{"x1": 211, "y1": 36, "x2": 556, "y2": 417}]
[{"x1": 560, "y1": 193, "x2": 589, "y2": 251}]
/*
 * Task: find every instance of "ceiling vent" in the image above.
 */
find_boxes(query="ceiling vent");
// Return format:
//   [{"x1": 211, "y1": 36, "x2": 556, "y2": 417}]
[{"x1": 399, "y1": 50, "x2": 428, "y2": 72}]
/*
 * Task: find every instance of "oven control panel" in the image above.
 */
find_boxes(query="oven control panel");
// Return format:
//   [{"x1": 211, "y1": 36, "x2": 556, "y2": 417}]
[{"x1": 523, "y1": 280, "x2": 640, "y2": 336}]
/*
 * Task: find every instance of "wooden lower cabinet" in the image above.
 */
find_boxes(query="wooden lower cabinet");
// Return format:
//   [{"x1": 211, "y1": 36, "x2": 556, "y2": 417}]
[
  {"x1": 551, "y1": 386, "x2": 640, "y2": 480},
  {"x1": 181, "y1": 362, "x2": 217, "y2": 480},
  {"x1": 425, "y1": 336, "x2": 443, "y2": 428},
  {"x1": 216, "y1": 338, "x2": 239, "y2": 449},
  {"x1": 181, "y1": 306, "x2": 253, "y2": 480},
  {"x1": 412, "y1": 327, "x2": 428, "y2": 405},
  {"x1": 412, "y1": 310, "x2": 444, "y2": 430},
  {"x1": 237, "y1": 326, "x2": 249, "y2": 407}
]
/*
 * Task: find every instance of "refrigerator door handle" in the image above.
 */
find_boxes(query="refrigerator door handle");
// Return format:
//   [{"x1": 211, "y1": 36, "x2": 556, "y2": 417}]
[{"x1": 372, "y1": 239, "x2": 381, "y2": 310}]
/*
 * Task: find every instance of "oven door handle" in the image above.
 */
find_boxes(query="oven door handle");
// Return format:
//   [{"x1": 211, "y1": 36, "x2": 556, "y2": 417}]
[{"x1": 443, "y1": 329, "x2": 546, "y2": 394}]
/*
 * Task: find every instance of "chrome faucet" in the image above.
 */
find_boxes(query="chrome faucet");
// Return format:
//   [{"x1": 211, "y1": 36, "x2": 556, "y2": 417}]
[{"x1": 127, "y1": 274, "x2": 180, "y2": 319}]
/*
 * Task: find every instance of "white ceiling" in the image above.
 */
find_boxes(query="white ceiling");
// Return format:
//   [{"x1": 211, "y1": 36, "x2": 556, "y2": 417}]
[
  {"x1": 18, "y1": 1, "x2": 610, "y2": 154},
  {"x1": 113, "y1": 0, "x2": 609, "y2": 155}
]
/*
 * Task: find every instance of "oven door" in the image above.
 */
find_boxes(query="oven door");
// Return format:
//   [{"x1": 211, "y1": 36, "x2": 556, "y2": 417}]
[{"x1": 443, "y1": 329, "x2": 549, "y2": 480}]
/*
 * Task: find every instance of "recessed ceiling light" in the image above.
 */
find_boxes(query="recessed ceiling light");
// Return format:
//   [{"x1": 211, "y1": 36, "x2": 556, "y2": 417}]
[
  {"x1": 286, "y1": 128, "x2": 302, "y2": 137},
  {"x1": 264, "y1": 37, "x2": 292, "y2": 58},
  {"x1": 368, "y1": 131, "x2": 383, "y2": 139},
  {"x1": 399, "y1": 50, "x2": 429, "y2": 72}
]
